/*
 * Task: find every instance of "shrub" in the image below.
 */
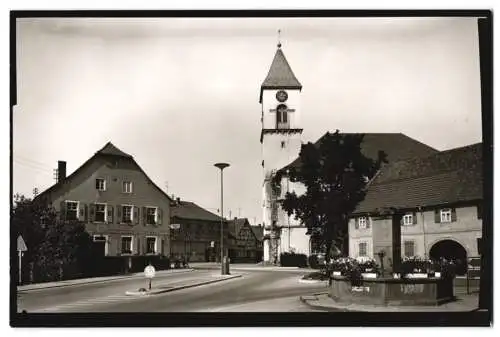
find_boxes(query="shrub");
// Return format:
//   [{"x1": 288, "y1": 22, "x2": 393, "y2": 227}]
[
  {"x1": 308, "y1": 254, "x2": 320, "y2": 269},
  {"x1": 280, "y1": 252, "x2": 307, "y2": 267}
]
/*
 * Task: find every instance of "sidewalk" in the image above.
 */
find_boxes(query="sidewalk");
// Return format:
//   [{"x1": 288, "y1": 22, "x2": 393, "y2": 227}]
[
  {"x1": 17, "y1": 268, "x2": 194, "y2": 292},
  {"x1": 125, "y1": 273, "x2": 242, "y2": 296},
  {"x1": 300, "y1": 293, "x2": 479, "y2": 312}
]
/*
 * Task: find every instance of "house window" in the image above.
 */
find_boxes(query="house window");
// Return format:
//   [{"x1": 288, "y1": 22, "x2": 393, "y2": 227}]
[
  {"x1": 121, "y1": 236, "x2": 133, "y2": 254},
  {"x1": 404, "y1": 241, "x2": 415, "y2": 257},
  {"x1": 359, "y1": 242, "x2": 367, "y2": 257},
  {"x1": 403, "y1": 214, "x2": 413, "y2": 226},
  {"x1": 276, "y1": 104, "x2": 288, "y2": 128},
  {"x1": 146, "y1": 237, "x2": 157, "y2": 254},
  {"x1": 95, "y1": 178, "x2": 106, "y2": 191},
  {"x1": 93, "y1": 235, "x2": 108, "y2": 256},
  {"x1": 358, "y1": 217, "x2": 367, "y2": 229},
  {"x1": 66, "y1": 201, "x2": 79, "y2": 220},
  {"x1": 440, "y1": 209, "x2": 452, "y2": 223},
  {"x1": 122, "y1": 205, "x2": 133, "y2": 223},
  {"x1": 95, "y1": 203, "x2": 107, "y2": 222},
  {"x1": 281, "y1": 141, "x2": 286, "y2": 148},
  {"x1": 123, "y1": 181, "x2": 133, "y2": 193},
  {"x1": 146, "y1": 207, "x2": 157, "y2": 225}
]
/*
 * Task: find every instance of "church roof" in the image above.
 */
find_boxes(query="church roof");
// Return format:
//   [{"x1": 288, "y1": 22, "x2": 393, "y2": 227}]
[
  {"x1": 282, "y1": 132, "x2": 438, "y2": 172},
  {"x1": 260, "y1": 47, "x2": 302, "y2": 102},
  {"x1": 354, "y1": 143, "x2": 483, "y2": 214}
]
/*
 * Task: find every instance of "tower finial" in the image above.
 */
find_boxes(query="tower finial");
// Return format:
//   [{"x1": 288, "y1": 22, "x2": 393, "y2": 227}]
[{"x1": 277, "y1": 29, "x2": 282, "y2": 48}]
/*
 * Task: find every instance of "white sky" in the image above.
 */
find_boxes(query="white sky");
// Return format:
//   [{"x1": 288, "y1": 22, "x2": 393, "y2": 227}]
[{"x1": 14, "y1": 17, "x2": 482, "y2": 225}]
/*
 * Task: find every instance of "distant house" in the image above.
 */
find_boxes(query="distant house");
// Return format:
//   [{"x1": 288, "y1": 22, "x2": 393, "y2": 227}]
[
  {"x1": 34, "y1": 142, "x2": 173, "y2": 264},
  {"x1": 170, "y1": 199, "x2": 227, "y2": 262},
  {"x1": 349, "y1": 143, "x2": 483, "y2": 274},
  {"x1": 227, "y1": 218, "x2": 263, "y2": 263}
]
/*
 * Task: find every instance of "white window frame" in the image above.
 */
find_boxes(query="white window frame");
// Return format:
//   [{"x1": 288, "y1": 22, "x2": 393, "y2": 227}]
[
  {"x1": 95, "y1": 178, "x2": 106, "y2": 191},
  {"x1": 122, "y1": 204, "x2": 134, "y2": 223},
  {"x1": 94, "y1": 203, "x2": 107, "y2": 223},
  {"x1": 403, "y1": 214, "x2": 413, "y2": 226},
  {"x1": 93, "y1": 234, "x2": 109, "y2": 256},
  {"x1": 122, "y1": 181, "x2": 133, "y2": 193},
  {"x1": 121, "y1": 235, "x2": 134, "y2": 255},
  {"x1": 358, "y1": 216, "x2": 367, "y2": 229},
  {"x1": 145, "y1": 236, "x2": 158, "y2": 254},
  {"x1": 65, "y1": 200, "x2": 80, "y2": 220},
  {"x1": 440, "y1": 208, "x2": 452, "y2": 223},
  {"x1": 358, "y1": 241, "x2": 368, "y2": 257},
  {"x1": 145, "y1": 206, "x2": 158, "y2": 225}
]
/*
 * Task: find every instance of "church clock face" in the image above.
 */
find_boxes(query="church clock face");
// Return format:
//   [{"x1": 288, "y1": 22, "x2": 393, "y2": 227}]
[{"x1": 276, "y1": 90, "x2": 288, "y2": 102}]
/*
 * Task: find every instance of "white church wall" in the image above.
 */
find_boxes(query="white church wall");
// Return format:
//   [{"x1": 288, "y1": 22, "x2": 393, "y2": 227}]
[{"x1": 261, "y1": 89, "x2": 301, "y2": 130}]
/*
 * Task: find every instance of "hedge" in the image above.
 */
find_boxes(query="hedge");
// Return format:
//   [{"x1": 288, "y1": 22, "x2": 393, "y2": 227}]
[{"x1": 280, "y1": 252, "x2": 307, "y2": 267}]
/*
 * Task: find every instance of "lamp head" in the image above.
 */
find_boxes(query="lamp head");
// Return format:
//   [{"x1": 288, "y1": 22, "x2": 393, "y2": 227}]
[{"x1": 214, "y1": 163, "x2": 230, "y2": 170}]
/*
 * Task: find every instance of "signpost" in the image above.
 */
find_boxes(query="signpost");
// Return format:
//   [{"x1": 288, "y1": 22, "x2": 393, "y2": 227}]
[
  {"x1": 17, "y1": 235, "x2": 27, "y2": 284},
  {"x1": 144, "y1": 264, "x2": 156, "y2": 290}
]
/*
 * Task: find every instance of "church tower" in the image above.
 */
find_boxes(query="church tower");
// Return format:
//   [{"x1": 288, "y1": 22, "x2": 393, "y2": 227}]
[{"x1": 260, "y1": 38, "x2": 303, "y2": 263}]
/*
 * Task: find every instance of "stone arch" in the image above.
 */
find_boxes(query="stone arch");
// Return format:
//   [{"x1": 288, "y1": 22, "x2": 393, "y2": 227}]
[{"x1": 429, "y1": 238, "x2": 468, "y2": 275}]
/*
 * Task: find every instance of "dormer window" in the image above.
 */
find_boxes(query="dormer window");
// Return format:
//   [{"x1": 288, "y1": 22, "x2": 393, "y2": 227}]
[
  {"x1": 96, "y1": 178, "x2": 106, "y2": 191},
  {"x1": 276, "y1": 104, "x2": 289, "y2": 129}
]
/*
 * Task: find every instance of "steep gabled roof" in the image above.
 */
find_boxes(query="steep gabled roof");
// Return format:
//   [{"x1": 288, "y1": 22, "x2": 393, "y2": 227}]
[
  {"x1": 251, "y1": 225, "x2": 264, "y2": 241},
  {"x1": 354, "y1": 143, "x2": 483, "y2": 214},
  {"x1": 34, "y1": 142, "x2": 172, "y2": 204},
  {"x1": 97, "y1": 142, "x2": 132, "y2": 158},
  {"x1": 282, "y1": 132, "x2": 438, "y2": 172},
  {"x1": 260, "y1": 47, "x2": 302, "y2": 103},
  {"x1": 170, "y1": 201, "x2": 224, "y2": 222},
  {"x1": 227, "y1": 218, "x2": 250, "y2": 237}
]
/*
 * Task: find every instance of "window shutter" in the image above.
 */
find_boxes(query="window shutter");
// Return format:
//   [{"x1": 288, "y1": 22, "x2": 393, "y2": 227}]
[
  {"x1": 84, "y1": 204, "x2": 89, "y2": 222},
  {"x1": 477, "y1": 204, "x2": 482, "y2": 219},
  {"x1": 60, "y1": 201, "x2": 66, "y2": 220},
  {"x1": 434, "y1": 209, "x2": 441, "y2": 223},
  {"x1": 142, "y1": 207, "x2": 147, "y2": 225},
  {"x1": 134, "y1": 207, "x2": 139, "y2": 225},
  {"x1": 89, "y1": 204, "x2": 96, "y2": 222},
  {"x1": 136, "y1": 237, "x2": 141, "y2": 255},
  {"x1": 78, "y1": 203, "x2": 84, "y2": 220},
  {"x1": 117, "y1": 206, "x2": 122, "y2": 223},
  {"x1": 413, "y1": 212, "x2": 417, "y2": 225},
  {"x1": 158, "y1": 208, "x2": 163, "y2": 225},
  {"x1": 451, "y1": 208, "x2": 457, "y2": 222},
  {"x1": 400, "y1": 216, "x2": 404, "y2": 226},
  {"x1": 107, "y1": 205, "x2": 114, "y2": 223},
  {"x1": 366, "y1": 217, "x2": 371, "y2": 229},
  {"x1": 354, "y1": 218, "x2": 359, "y2": 229}
]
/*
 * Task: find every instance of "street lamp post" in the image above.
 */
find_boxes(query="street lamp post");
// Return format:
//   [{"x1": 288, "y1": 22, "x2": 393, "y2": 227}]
[{"x1": 214, "y1": 162, "x2": 230, "y2": 275}]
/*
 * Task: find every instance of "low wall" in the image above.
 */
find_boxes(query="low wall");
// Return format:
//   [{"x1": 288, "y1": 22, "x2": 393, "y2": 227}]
[{"x1": 329, "y1": 276, "x2": 455, "y2": 306}]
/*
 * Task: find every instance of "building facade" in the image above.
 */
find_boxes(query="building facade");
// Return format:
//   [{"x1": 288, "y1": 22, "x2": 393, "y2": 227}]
[
  {"x1": 34, "y1": 142, "x2": 172, "y2": 260},
  {"x1": 170, "y1": 199, "x2": 227, "y2": 262},
  {"x1": 228, "y1": 218, "x2": 264, "y2": 263},
  {"x1": 349, "y1": 143, "x2": 483, "y2": 274}
]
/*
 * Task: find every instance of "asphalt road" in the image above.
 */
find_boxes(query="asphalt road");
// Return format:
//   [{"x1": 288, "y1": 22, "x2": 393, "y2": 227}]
[{"x1": 18, "y1": 268, "x2": 328, "y2": 312}]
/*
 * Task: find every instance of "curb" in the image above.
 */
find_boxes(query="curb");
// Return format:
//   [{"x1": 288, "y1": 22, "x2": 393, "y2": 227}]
[
  {"x1": 300, "y1": 295, "x2": 481, "y2": 313},
  {"x1": 299, "y1": 279, "x2": 328, "y2": 284},
  {"x1": 125, "y1": 274, "x2": 243, "y2": 296},
  {"x1": 18, "y1": 269, "x2": 195, "y2": 293}
]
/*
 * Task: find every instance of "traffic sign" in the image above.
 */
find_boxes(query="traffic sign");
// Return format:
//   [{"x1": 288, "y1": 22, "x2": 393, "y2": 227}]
[
  {"x1": 144, "y1": 265, "x2": 156, "y2": 279},
  {"x1": 17, "y1": 235, "x2": 27, "y2": 252}
]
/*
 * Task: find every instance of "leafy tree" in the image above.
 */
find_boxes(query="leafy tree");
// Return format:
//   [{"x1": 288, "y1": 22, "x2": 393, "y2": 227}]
[
  {"x1": 272, "y1": 131, "x2": 387, "y2": 262},
  {"x1": 12, "y1": 194, "x2": 93, "y2": 283}
]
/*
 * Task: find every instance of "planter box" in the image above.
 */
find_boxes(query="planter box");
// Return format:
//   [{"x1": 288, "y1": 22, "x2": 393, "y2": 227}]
[
  {"x1": 393, "y1": 273, "x2": 401, "y2": 279},
  {"x1": 332, "y1": 271, "x2": 342, "y2": 276},
  {"x1": 407, "y1": 273, "x2": 428, "y2": 279},
  {"x1": 362, "y1": 272, "x2": 377, "y2": 279}
]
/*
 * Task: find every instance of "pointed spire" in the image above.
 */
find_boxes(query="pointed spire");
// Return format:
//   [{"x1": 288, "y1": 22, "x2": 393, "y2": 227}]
[{"x1": 259, "y1": 33, "x2": 302, "y2": 102}]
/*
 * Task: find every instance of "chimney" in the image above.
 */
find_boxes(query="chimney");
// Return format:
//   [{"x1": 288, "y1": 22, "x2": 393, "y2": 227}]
[
  {"x1": 176, "y1": 197, "x2": 181, "y2": 205},
  {"x1": 57, "y1": 161, "x2": 66, "y2": 183}
]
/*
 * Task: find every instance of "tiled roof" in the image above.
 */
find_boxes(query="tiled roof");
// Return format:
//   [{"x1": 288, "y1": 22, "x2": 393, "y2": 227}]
[
  {"x1": 96, "y1": 142, "x2": 132, "y2": 158},
  {"x1": 170, "y1": 201, "x2": 224, "y2": 222},
  {"x1": 355, "y1": 143, "x2": 483, "y2": 213},
  {"x1": 251, "y1": 225, "x2": 264, "y2": 241},
  {"x1": 260, "y1": 47, "x2": 302, "y2": 102},
  {"x1": 283, "y1": 132, "x2": 438, "y2": 172}
]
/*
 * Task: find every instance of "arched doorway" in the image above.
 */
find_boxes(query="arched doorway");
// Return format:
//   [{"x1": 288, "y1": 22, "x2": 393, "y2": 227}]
[{"x1": 429, "y1": 240, "x2": 468, "y2": 275}]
